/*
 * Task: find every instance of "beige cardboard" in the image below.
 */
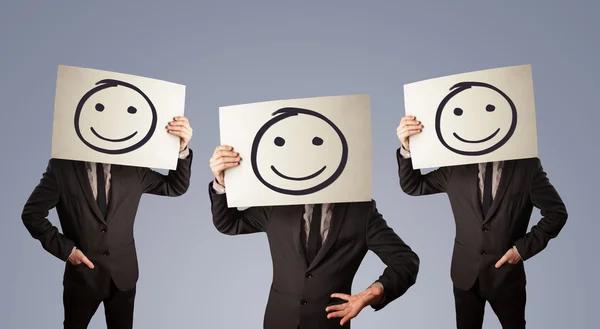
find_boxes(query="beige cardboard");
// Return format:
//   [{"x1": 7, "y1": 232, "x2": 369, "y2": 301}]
[
  {"x1": 51, "y1": 65, "x2": 185, "y2": 170},
  {"x1": 219, "y1": 94, "x2": 372, "y2": 207},
  {"x1": 403, "y1": 64, "x2": 538, "y2": 169}
]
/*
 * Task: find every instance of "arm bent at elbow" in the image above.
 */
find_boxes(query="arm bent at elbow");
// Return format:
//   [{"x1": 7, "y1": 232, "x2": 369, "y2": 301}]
[{"x1": 22, "y1": 159, "x2": 75, "y2": 261}]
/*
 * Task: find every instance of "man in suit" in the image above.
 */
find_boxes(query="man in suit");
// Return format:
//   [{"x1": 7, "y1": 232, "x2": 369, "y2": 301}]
[
  {"x1": 395, "y1": 115, "x2": 567, "y2": 328},
  {"x1": 208, "y1": 145, "x2": 420, "y2": 329},
  {"x1": 22, "y1": 116, "x2": 194, "y2": 329}
]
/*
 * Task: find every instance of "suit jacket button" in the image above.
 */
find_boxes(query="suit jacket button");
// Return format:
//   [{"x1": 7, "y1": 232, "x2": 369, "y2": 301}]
[
  {"x1": 101, "y1": 228, "x2": 107, "y2": 233},
  {"x1": 103, "y1": 252, "x2": 109, "y2": 256},
  {"x1": 306, "y1": 273, "x2": 313, "y2": 279},
  {"x1": 300, "y1": 300, "x2": 307, "y2": 305},
  {"x1": 481, "y1": 251, "x2": 486, "y2": 255}
]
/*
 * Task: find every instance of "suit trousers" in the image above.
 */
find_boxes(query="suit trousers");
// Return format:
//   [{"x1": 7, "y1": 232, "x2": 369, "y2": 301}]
[
  {"x1": 63, "y1": 277, "x2": 136, "y2": 329},
  {"x1": 453, "y1": 278, "x2": 526, "y2": 329}
]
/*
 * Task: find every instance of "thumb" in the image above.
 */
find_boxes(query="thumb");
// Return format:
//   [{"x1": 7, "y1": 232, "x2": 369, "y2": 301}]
[
  {"x1": 495, "y1": 255, "x2": 508, "y2": 268},
  {"x1": 81, "y1": 255, "x2": 95, "y2": 269},
  {"x1": 370, "y1": 286, "x2": 383, "y2": 296}
]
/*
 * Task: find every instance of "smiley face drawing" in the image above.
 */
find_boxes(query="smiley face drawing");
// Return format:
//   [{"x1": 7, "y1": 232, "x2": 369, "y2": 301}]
[
  {"x1": 250, "y1": 107, "x2": 349, "y2": 195},
  {"x1": 74, "y1": 79, "x2": 158, "y2": 154},
  {"x1": 435, "y1": 82, "x2": 517, "y2": 156}
]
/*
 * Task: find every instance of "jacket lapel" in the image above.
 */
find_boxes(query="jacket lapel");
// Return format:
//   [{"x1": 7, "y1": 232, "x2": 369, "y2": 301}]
[
  {"x1": 289, "y1": 205, "x2": 308, "y2": 268},
  {"x1": 483, "y1": 160, "x2": 515, "y2": 224},
  {"x1": 73, "y1": 161, "x2": 105, "y2": 224},
  {"x1": 307, "y1": 203, "x2": 348, "y2": 272}
]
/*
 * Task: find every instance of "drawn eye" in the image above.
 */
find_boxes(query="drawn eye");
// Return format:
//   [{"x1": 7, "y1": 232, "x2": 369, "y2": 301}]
[
  {"x1": 95, "y1": 103, "x2": 105, "y2": 112},
  {"x1": 312, "y1": 137, "x2": 323, "y2": 146},
  {"x1": 453, "y1": 108, "x2": 463, "y2": 116},
  {"x1": 486, "y1": 104, "x2": 495, "y2": 112},
  {"x1": 274, "y1": 137, "x2": 285, "y2": 146},
  {"x1": 127, "y1": 106, "x2": 137, "y2": 114}
]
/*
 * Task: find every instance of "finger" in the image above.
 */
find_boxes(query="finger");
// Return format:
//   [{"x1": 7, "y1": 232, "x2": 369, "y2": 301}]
[
  {"x1": 340, "y1": 312, "x2": 357, "y2": 326},
  {"x1": 406, "y1": 121, "x2": 423, "y2": 128},
  {"x1": 212, "y1": 157, "x2": 241, "y2": 166},
  {"x1": 167, "y1": 120, "x2": 187, "y2": 126},
  {"x1": 168, "y1": 123, "x2": 190, "y2": 132},
  {"x1": 330, "y1": 293, "x2": 351, "y2": 301},
  {"x1": 400, "y1": 116, "x2": 416, "y2": 124},
  {"x1": 167, "y1": 131, "x2": 187, "y2": 140},
  {"x1": 168, "y1": 131, "x2": 192, "y2": 142},
  {"x1": 213, "y1": 145, "x2": 233, "y2": 155},
  {"x1": 495, "y1": 255, "x2": 508, "y2": 268},
  {"x1": 400, "y1": 129, "x2": 422, "y2": 140},
  {"x1": 169, "y1": 122, "x2": 192, "y2": 134},
  {"x1": 209, "y1": 158, "x2": 242, "y2": 170},
  {"x1": 211, "y1": 159, "x2": 240, "y2": 172},
  {"x1": 81, "y1": 256, "x2": 95, "y2": 269},
  {"x1": 173, "y1": 116, "x2": 189, "y2": 123},
  {"x1": 325, "y1": 303, "x2": 346, "y2": 312},
  {"x1": 166, "y1": 125, "x2": 187, "y2": 132},
  {"x1": 400, "y1": 126, "x2": 422, "y2": 134},
  {"x1": 326, "y1": 309, "x2": 348, "y2": 319},
  {"x1": 399, "y1": 131, "x2": 421, "y2": 142},
  {"x1": 212, "y1": 162, "x2": 240, "y2": 173},
  {"x1": 217, "y1": 149, "x2": 239, "y2": 158},
  {"x1": 399, "y1": 121, "x2": 422, "y2": 129},
  {"x1": 398, "y1": 121, "x2": 421, "y2": 131},
  {"x1": 215, "y1": 162, "x2": 239, "y2": 172},
  {"x1": 398, "y1": 120, "x2": 417, "y2": 129},
  {"x1": 167, "y1": 129, "x2": 184, "y2": 136},
  {"x1": 167, "y1": 131, "x2": 186, "y2": 139},
  {"x1": 400, "y1": 117, "x2": 419, "y2": 124}
]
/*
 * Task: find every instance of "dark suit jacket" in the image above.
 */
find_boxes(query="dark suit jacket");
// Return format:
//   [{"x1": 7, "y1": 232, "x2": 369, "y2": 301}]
[
  {"x1": 209, "y1": 182, "x2": 419, "y2": 329},
  {"x1": 22, "y1": 150, "x2": 193, "y2": 292},
  {"x1": 396, "y1": 149, "x2": 567, "y2": 292}
]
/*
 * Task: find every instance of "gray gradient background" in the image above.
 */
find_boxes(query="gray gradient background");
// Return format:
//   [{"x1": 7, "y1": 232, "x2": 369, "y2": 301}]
[{"x1": 1, "y1": 1, "x2": 597, "y2": 328}]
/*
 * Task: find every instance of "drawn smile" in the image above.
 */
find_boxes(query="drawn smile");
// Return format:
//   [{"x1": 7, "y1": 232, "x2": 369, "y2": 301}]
[
  {"x1": 270, "y1": 165, "x2": 327, "y2": 181},
  {"x1": 453, "y1": 128, "x2": 500, "y2": 144},
  {"x1": 91, "y1": 127, "x2": 138, "y2": 142}
]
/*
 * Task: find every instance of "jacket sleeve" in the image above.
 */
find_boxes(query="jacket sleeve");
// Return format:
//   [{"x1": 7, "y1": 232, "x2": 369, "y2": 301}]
[
  {"x1": 22, "y1": 159, "x2": 75, "y2": 261},
  {"x1": 366, "y1": 200, "x2": 420, "y2": 311},
  {"x1": 513, "y1": 158, "x2": 568, "y2": 260},
  {"x1": 208, "y1": 181, "x2": 271, "y2": 235},
  {"x1": 137, "y1": 149, "x2": 193, "y2": 196},
  {"x1": 396, "y1": 147, "x2": 451, "y2": 196}
]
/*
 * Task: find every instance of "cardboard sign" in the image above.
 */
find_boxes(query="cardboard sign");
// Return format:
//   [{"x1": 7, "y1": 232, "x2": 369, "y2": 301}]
[
  {"x1": 403, "y1": 64, "x2": 538, "y2": 169},
  {"x1": 51, "y1": 65, "x2": 185, "y2": 169},
  {"x1": 219, "y1": 95, "x2": 372, "y2": 207}
]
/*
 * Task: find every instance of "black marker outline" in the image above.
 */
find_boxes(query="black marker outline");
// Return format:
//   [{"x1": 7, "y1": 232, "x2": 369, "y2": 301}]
[
  {"x1": 91, "y1": 127, "x2": 138, "y2": 142},
  {"x1": 435, "y1": 81, "x2": 517, "y2": 156},
  {"x1": 453, "y1": 128, "x2": 500, "y2": 144},
  {"x1": 250, "y1": 107, "x2": 348, "y2": 195},
  {"x1": 271, "y1": 164, "x2": 327, "y2": 181},
  {"x1": 74, "y1": 79, "x2": 157, "y2": 154}
]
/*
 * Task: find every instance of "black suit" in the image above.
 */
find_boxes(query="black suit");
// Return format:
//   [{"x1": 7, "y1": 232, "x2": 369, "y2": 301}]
[
  {"x1": 22, "y1": 151, "x2": 192, "y2": 328},
  {"x1": 209, "y1": 182, "x2": 419, "y2": 329},
  {"x1": 397, "y1": 149, "x2": 567, "y2": 328}
]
